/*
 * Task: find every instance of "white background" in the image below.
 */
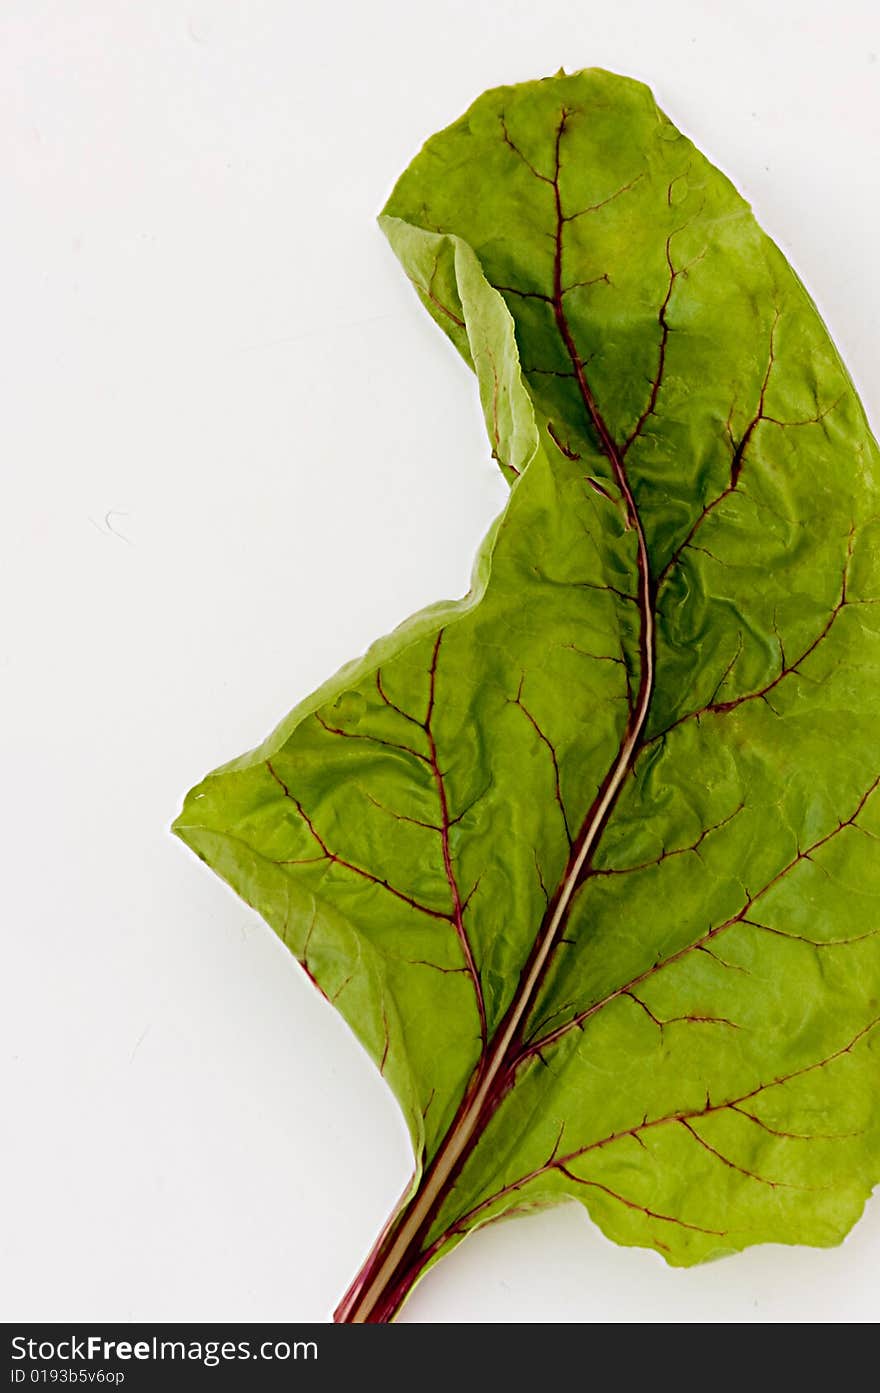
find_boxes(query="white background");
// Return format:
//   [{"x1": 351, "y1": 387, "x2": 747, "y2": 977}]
[{"x1": 3, "y1": 0, "x2": 879, "y2": 1324}]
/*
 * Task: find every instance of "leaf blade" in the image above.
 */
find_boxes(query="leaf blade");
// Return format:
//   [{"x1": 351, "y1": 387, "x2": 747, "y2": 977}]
[{"x1": 175, "y1": 68, "x2": 880, "y2": 1317}]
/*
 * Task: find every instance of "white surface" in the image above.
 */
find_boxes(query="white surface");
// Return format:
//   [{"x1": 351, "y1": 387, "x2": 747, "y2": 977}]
[{"x1": 3, "y1": 0, "x2": 879, "y2": 1325}]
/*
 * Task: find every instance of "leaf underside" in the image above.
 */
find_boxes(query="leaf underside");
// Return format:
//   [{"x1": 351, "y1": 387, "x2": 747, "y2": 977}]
[{"x1": 175, "y1": 69, "x2": 880, "y2": 1317}]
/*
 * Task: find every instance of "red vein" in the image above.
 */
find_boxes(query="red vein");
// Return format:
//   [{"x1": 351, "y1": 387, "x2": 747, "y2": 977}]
[
  {"x1": 376, "y1": 670, "x2": 423, "y2": 726},
  {"x1": 547, "y1": 419, "x2": 581, "y2": 460},
  {"x1": 424, "y1": 633, "x2": 487, "y2": 1049},
  {"x1": 657, "y1": 314, "x2": 779, "y2": 588},
  {"x1": 728, "y1": 1103, "x2": 861, "y2": 1143},
  {"x1": 586, "y1": 476, "x2": 615, "y2": 504},
  {"x1": 564, "y1": 171, "x2": 646, "y2": 220},
  {"x1": 563, "y1": 272, "x2": 611, "y2": 295},
  {"x1": 373, "y1": 653, "x2": 486, "y2": 1035},
  {"x1": 266, "y1": 759, "x2": 453, "y2": 922},
  {"x1": 591, "y1": 804, "x2": 743, "y2": 877},
  {"x1": 534, "y1": 851, "x2": 550, "y2": 906},
  {"x1": 560, "y1": 1169, "x2": 729, "y2": 1231},
  {"x1": 485, "y1": 345, "x2": 504, "y2": 466},
  {"x1": 522, "y1": 775, "x2": 880, "y2": 1060},
  {"x1": 314, "y1": 710, "x2": 430, "y2": 766},
  {"x1": 648, "y1": 536, "x2": 853, "y2": 744},
  {"x1": 623, "y1": 990, "x2": 740, "y2": 1033},
  {"x1": 741, "y1": 917, "x2": 879, "y2": 948},
  {"x1": 564, "y1": 639, "x2": 633, "y2": 710},
  {"x1": 622, "y1": 223, "x2": 679, "y2": 455},
  {"x1": 499, "y1": 115, "x2": 553, "y2": 183},
  {"x1": 364, "y1": 790, "x2": 442, "y2": 832},
  {"x1": 408, "y1": 257, "x2": 466, "y2": 329},
  {"x1": 379, "y1": 1003, "x2": 391, "y2": 1076},
  {"x1": 494, "y1": 282, "x2": 552, "y2": 303},
  {"x1": 296, "y1": 653, "x2": 488, "y2": 1042},
  {"x1": 291, "y1": 908, "x2": 328, "y2": 1001},
  {"x1": 677, "y1": 1118, "x2": 810, "y2": 1189},
  {"x1": 418, "y1": 283, "x2": 465, "y2": 329},
  {"x1": 331, "y1": 973, "x2": 353, "y2": 1003},
  {"x1": 512, "y1": 676, "x2": 572, "y2": 846},
  {"x1": 523, "y1": 363, "x2": 577, "y2": 379}
]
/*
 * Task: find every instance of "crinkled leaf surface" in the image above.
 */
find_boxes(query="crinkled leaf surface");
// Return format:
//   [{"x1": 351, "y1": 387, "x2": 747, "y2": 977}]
[{"x1": 175, "y1": 69, "x2": 880, "y2": 1321}]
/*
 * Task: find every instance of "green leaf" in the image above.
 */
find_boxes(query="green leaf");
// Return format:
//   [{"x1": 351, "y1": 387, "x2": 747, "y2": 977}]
[{"x1": 174, "y1": 68, "x2": 880, "y2": 1322}]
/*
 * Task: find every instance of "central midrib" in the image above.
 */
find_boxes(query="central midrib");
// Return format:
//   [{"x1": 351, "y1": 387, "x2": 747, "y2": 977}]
[{"x1": 339, "y1": 157, "x2": 659, "y2": 1319}]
